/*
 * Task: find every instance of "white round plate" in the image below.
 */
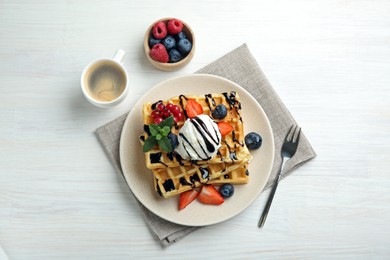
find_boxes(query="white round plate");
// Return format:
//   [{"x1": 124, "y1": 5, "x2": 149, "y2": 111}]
[{"x1": 120, "y1": 74, "x2": 274, "y2": 226}]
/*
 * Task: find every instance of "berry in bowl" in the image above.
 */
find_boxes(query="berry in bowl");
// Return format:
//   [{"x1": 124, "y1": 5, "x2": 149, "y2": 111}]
[{"x1": 144, "y1": 18, "x2": 195, "y2": 71}]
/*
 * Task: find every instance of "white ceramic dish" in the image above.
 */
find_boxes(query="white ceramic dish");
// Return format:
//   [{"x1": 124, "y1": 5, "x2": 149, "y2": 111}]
[
  {"x1": 81, "y1": 49, "x2": 129, "y2": 108},
  {"x1": 119, "y1": 74, "x2": 274, "y2": 226}
]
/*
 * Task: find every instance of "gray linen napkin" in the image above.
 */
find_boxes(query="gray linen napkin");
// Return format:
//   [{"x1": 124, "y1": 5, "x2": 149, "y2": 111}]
[{"x1": 95, "y1": 43, "x2": 316, "y2": 247}]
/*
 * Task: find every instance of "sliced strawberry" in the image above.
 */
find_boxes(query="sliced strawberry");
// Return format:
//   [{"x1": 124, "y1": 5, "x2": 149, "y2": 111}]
[
  {"x1": 198, "y1": 185, "x2": 224, "y2": 205},
  {"x1": 179, "y1": 189, "x2": 199, "y2": 210},
  {"x1": 217, "y1": 122, "x2": 233, "y2": 136},
  {"x1": 185, "y1": 99, "x2": 203, "y2": 118}
]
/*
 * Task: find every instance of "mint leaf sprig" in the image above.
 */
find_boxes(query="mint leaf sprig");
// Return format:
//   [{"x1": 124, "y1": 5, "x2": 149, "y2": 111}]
[{"x1": 143, "y1": 116, "x2": 174, "y2": 153}]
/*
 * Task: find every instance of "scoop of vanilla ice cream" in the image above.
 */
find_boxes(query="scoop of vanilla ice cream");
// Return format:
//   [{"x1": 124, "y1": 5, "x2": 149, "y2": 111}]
[{"x1": 175, "y1": 114, "x2": 221, "y2": 161}]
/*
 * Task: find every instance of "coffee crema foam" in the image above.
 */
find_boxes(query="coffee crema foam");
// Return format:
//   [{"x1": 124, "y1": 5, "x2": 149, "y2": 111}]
[{"x1": 84, "y1": 60, "x2": 126, "y2": 102}]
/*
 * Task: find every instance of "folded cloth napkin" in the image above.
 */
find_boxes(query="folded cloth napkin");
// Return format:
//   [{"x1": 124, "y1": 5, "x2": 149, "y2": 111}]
[{"x1": 96, "y1": 43, "x2": 316, "y2": 247}]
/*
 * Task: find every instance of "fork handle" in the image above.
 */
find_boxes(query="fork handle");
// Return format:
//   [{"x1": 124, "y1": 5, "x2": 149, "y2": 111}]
[{"x1": 258, "y1": 157, "x2": 288, "y2": 227}]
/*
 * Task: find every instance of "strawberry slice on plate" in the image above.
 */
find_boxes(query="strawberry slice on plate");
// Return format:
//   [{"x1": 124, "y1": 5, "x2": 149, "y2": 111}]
[
  {"x1": 179, "y1": 189, "x2": 199, "y2": 210},
  {"x1": 185, "y1": 99, "x2": 203, "y2": 118},
  {"x1": 198, "y1": 185, "x2": 224, "y2": 205}
]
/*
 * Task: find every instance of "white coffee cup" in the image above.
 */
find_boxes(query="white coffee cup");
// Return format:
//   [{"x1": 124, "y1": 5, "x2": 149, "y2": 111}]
[{"x1": 81, "y1": 49, "x2": 129, "y2": 108}]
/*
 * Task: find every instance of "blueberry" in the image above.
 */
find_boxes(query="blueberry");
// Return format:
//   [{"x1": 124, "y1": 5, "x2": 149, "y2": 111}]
[
  {"x1": 211, "y1": 104, "x2": 228, "y2": 120},
  {"x1": 219, "y1": 184, "x2": 234, "y2": 198},
  {"x1": 168, "y1": 49, "x2": 183, "y2": 63},
  {"x1": 177, "y1": 38, "x2": 192, "y2": 56},
  {"x1": 148, "y1": 35, "x2": 161, "y2": 48},
  {"x1": 168, "y1": 133, "x2": 179, "y2": 149},
  {"x1": 174, "y1": 31, "x2": 187, "y2": 41},
  {"x1": 162, "y1": 36, "x2": 176, "y2": 51},
  {"x1": 245, "y1": 132, "x2": 262, "y2": 150}
]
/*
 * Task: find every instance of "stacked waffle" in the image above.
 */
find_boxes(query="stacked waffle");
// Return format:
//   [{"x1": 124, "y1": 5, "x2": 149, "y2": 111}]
[{"x1": 141, "y1": 91, "x2": 252, "y2": 198}]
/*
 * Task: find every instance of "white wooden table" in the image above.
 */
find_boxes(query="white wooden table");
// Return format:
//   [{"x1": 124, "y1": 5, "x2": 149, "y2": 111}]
[{"x1": 1, "y1": 0, "x2": 389, "y2": 259}]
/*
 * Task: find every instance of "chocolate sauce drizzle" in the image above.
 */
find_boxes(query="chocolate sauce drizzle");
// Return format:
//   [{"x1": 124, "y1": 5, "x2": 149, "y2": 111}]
[
  {"x1": 179, "y1": 177, "x2": 191, "y2": 186},
  {"x1": 190, "y1": 117, "x2": 219, "y2": 153},
  {"x1": 179, "y1": 133, "x2": 208, "y2": 160},
  {"x1": 140, "y1": 125, "x2": 151, "y2": 142},
  {"x1": 151, "y1": 100, "x2": 163, "y2": 110},
  {"x1": 162, "y1": 179, "x2": 175, "y2": 192},
  {"x1": 179, "y1": 95, "x2": 188, "y2": 118},
  {"x1": 189, "y1": 173, "x2": 200, "y2": 185},
  {"x1": 143, "y1": 124, "x2": 151, "y2": 136},
  {"x1": 232, "y1": 130, "x2": 244, "y2": 147},
  {"x1": 222, "y1": 91, "x2": 243, "y2": 122},
  {"x1": 149, "y1": 152, "x2": 168, "y2": 167},
  {"x1": 165, "y1": 151, "x2": 185, "y2": 166},
  {"x1": 178, "y1": 116, "x2": 221, "y2": 161},
  {"x1": 174, "y1": 153, "x2": 185, "y2": 166},
  {"x1": 167, "y1": 152, "x2": 174, "y2": 161},
  {"x1": 205, "y1": 94, "x2": 216, "y2": 111},
  {"x1": 180, "y1": 173, "x2": 199, "y2": 188},
  {"x1": 179, "y1": 167, "x2": 210, "y2": 188},
  {"x1": 196, "y1": 140, "x2": 210, "y2": 159},
  {"x1": 199, "y1": 167, "x2": 210, "y2": 180},
  {"x1": 217, "y1": 150, "x2": 225, "y2": 162},
  {"x1": 223, "y1": 140, "x2": 238, "y2": 162},
  {"x1": 229, "y1": 151, "x2": 238, "y2": 161}
]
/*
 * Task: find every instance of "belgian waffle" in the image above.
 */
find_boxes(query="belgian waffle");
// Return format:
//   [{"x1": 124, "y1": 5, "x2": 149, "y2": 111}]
[
  {"x1": 153, "y1": 162, "x2": 249, "y2": 198},
  {"x1": 141, "y1": 91, "x2": 252, "y2": 198},
  {"x1": 142, "y1": 92, "x2": 251, "y2": 170}
]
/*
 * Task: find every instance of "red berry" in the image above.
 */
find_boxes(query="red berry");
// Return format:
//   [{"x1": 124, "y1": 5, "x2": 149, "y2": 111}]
[
  {"x1": 166, "y1": 103, "x2": 174, "y2": 111},
  {"x1": 176, "y1": 112, "x2": 184, "y2": 121},
  {"x1": 171, "y1": 105, "x2": 181, "y2": 115},
  {"x1": 151, "y1": 110, "x2": 160, "y2": 118},
  {"x1": 154, "y1": 117, "x2": 163, "y2": 124},
  {"x1": 179, "y1": 189, "x2": 199, "y2": 210},
  {"x1": 162, "y1": 110, "x2": 170, "y2": 118},
  {"x1": 152, "y1": 21, "x2": 167, "y2": 39},
  {"x1": 174, "y1": 116, "x2": 178, "y2": 123},
  {"x1": 186, "y1": 99, "x2": 203, "y2": 118},
  {"x1": 198, "y1": 185, "x2": 224, "y2": 205},
  {"x1": 150, "y1": 43, "x2": 169, "y2": 63},
  {"x1": 217, "y1": 122, "x2": 233, "y2": 136},
  {"x1": 157, "y1": 103, "x2": 165, "y2": 111},
  {"x1": 167, "y1": 19, "x2": 183, "y2": 35}
]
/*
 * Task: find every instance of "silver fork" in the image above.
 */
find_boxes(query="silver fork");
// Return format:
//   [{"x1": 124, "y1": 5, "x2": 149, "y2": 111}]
[{"x1": 258, "y1": 125, "x2": 301, "y2": 228}]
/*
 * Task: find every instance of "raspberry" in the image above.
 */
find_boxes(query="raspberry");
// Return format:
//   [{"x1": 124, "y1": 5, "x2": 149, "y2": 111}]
[
  {"x1": 152, "y1": 21, "x2": 167, "y2": 39},
  {"x1": 167, "y1": 19, "x2": 183, "y2": 35},
  {"x1": 150, "y1": 43, "x2": 169, "y2": 63},
  {"x1": 154, "y1": 117, "x2": 163, "y2": 124}
]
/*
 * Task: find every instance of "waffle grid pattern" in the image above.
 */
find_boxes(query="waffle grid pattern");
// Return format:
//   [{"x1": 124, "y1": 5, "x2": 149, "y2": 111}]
[{"x1": 141, "y1": 92, "x2": 252, "y2": 198}]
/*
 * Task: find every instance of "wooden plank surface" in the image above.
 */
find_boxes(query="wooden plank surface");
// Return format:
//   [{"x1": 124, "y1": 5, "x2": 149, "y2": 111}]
[{"x1": 0, "y1": 0, "x2": 389, "y2": 259}]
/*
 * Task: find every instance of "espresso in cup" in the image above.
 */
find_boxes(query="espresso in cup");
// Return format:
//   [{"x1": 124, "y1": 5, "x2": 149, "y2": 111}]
[{"x1": 83, "y1": 60, "x2": 126, "y2": 102}]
